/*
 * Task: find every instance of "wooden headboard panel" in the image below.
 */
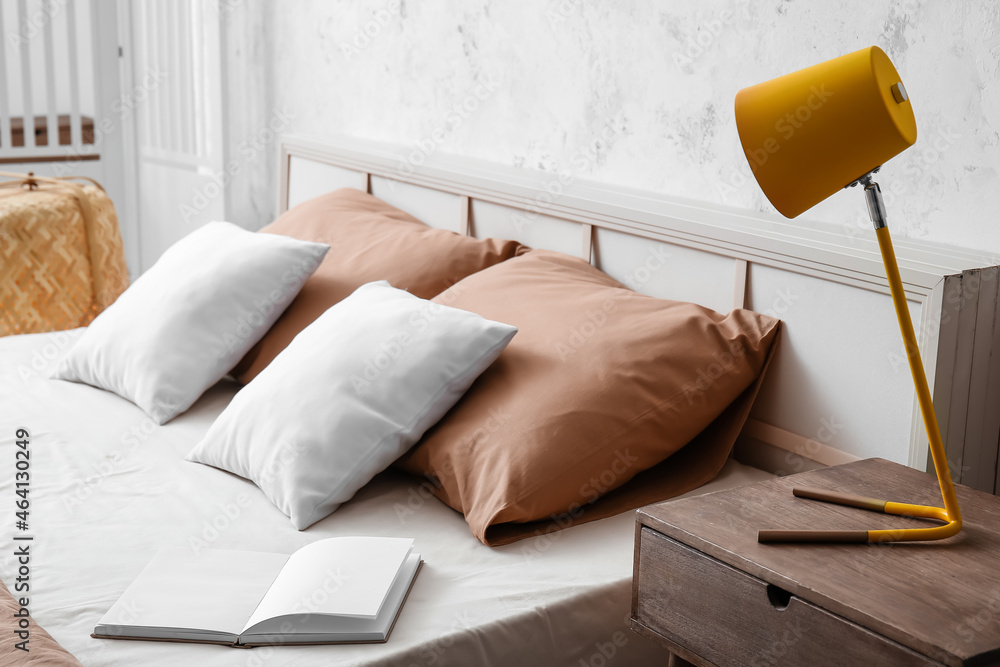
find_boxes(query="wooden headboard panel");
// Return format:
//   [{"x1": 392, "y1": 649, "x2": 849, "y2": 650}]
[{"x1": 278, "y1": 134, "x2": 1000, "y2": 479}]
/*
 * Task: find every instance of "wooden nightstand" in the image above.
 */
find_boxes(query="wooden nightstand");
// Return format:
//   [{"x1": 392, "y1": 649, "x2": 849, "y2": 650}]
[{"x1": 631, "y1": 458, "x2": 1000, "y2": 666}]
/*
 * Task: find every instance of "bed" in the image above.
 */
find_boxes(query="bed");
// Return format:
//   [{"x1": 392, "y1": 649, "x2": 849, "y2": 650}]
[
  {"x1": 0, "y1": 327, "x2": 774, "y2": 666},
  {"x1": 0, "y1": 134, "x2": 994, "y2": 666}
]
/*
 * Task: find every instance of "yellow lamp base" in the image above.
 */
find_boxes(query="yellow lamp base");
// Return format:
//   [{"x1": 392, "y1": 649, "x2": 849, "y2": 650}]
[{"x1": 758, "y1": 487, "x2": 961, "y2": 543}]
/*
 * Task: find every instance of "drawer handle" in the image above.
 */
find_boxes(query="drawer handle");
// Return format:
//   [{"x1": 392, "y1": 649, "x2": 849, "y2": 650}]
[{"x1": 766, "y1": 584, "x2": 792, "y2": 610}]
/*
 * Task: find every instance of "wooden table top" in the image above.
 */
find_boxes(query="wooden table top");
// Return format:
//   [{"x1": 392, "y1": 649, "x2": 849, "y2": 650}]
[{"x1": 637, "y1": 458, "x2": 1000, "y2": 667}]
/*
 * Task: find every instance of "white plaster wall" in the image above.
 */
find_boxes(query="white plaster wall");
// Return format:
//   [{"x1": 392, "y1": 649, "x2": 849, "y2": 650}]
[
  {"x1": 227, "y1": 0, "x2": 1000, "y2": 254},
  {"x1": 220, "y1": 0, "x2": 275, "y2": 228}
]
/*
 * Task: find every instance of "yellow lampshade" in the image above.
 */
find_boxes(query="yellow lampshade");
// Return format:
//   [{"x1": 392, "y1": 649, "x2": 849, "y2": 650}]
[{"x1": 735, "y1": 46, "x2": 917, "y2": 218}]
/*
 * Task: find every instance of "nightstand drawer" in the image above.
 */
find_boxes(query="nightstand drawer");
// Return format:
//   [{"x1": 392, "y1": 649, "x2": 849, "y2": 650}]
[{"x1": 634, "y1": 527, "x2": 940, "y2": 666}]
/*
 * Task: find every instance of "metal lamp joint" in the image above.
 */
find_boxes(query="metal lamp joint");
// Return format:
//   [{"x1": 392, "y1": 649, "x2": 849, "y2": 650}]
[{"x1": 847, "y1": 168, "x2": 888, "y2": 230}]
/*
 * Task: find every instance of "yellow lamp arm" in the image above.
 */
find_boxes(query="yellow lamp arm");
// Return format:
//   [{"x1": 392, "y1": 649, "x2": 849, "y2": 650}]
[
  {"x1": 759, "y1": 175, "x2": 962, "y2": 544},
  {"x1": 872, "y1": 224, "x2": 962, "y2": 535}
]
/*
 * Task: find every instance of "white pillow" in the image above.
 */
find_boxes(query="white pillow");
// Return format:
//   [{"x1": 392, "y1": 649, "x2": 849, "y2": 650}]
[
  {"x1": 51, "y1": 222, "x2": 328, "y2": 424},
  {"x1": 186, "y1": 281, "x2": 517, "y2": 530}
]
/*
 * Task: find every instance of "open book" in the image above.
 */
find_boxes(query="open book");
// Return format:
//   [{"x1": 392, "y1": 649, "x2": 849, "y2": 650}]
[{"x1": 92, "y1": 536, "x2": 421, "y2": 647}]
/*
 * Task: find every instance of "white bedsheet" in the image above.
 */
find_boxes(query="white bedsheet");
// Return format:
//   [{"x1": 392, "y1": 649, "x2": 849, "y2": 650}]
[{"x1": 0, "y1": 330, "x2": 773, "y2": 666}]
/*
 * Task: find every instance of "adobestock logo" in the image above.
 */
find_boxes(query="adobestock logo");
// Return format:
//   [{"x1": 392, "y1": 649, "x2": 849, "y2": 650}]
[
  {"x1": 257, "y1": 439, "x2": 307, "y2": 487},
  {"x1": 743, "y1": 84, "x2": 834, "y2": 173},
  {"x1": 554, "y1": 300, "x2": 617, "y2": 362},
  {"x1": 394, "y1": 76, "x2": 503, "y2": 180},
  {"x1": 773, "y1": 415, "x2": 843, "y2": 477},
  {"x1": 339, "y1": 0, "x2": 403, "y2": 60},
  {"x1": 509, "y1": 118, "x2": 625, "y2": 233},
  {"x1": 619, "y1": 247, "x2": 671, "y2": 291},
  {"x1": 221, "y1": 256, "x2": 318, "y2": 354},
  {"x1": 521, "y1": 447, "x2": 639, "y2": 563},
  {"x1": 672, "y1": 6, "x2": 746, "y2": 73},
  {"x1": 50, "y1": 67, "x2": 166, "y2": 176},
  {"x1": 579, "y1": 449, "x2": 639, "y2": 504},
  {"x1": 180, "y1": 107, "x2": 296, "y2": 223},
  {"x1": 578, "y1": 630, "x2": 630, "y2": 667},
  {"x1": 349, "y1": 333, "x2": 414, "y2": 392},
  {"x1": 5, "y1": 0, "x2": 66, "y2": 47},
  {"x1": 681, "y1": 339, "x2": 750, "y2": 405},
  {"x1": 394, "y1": 407, "x2": 510, "y2": 524},
  {"x1": 188, "y1": 493, "x2": 254, "y2": 555},
  {"x1": 15, "y1": 330, "x2": 75, "y2": 381},
  {"x1": 748, "y1": 618, "x2": 805, "y2": 666}
]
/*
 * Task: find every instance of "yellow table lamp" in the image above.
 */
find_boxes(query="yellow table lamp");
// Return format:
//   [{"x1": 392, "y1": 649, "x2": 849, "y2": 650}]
[{"x1": 735, "y1": 46, "x2": 962, "y2": 543}]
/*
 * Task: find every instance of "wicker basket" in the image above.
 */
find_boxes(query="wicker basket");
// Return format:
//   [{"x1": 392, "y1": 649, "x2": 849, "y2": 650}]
[{"x1": 0, "y1": 172, "x2": 129, "y2": 336}]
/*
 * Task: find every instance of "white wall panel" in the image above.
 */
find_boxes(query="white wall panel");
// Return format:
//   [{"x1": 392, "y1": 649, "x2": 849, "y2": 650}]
[
  {"x1": 471, "y1": 200, "x2": 581, "y2": 256},
  {"x1": 747, "y1": 264, "x2": 923, "y2": 464},
  {"x1": 285, "y1": 156, "x2": 366, "y2": 211},
  {"x1": 370, "y1": 175, "x2": 464, "y2": 233},
  {"x1": 594, "y1": 227, "x2": 735, "y2": 311}
]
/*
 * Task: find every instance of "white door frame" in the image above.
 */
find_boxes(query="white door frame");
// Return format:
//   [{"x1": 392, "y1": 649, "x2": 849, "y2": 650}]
[{"x1": 117, "y1": 0, "x2": 225, "y2": 274}]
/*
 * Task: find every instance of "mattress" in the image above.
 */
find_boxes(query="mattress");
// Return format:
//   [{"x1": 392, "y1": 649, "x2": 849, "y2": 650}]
[{"x1": 0, "y1": 329, "x2": 773, "y2": 666}]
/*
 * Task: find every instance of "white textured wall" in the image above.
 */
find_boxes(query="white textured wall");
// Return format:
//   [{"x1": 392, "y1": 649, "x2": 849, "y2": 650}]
[
  {"x1": 221, "y1": 0, "x2": 274, "y2": 227},
  {"x1": 229, "y1": 0, "x2": 1000, "y2": 253}
]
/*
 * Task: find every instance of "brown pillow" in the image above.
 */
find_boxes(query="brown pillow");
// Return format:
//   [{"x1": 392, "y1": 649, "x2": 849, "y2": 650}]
[
  {"x1": 396, "y1": 249, "x2": 781, "y2": 545},
  {"x1": 231, "y1": 188, "x2": 526, "y2": 383},
  {"x1": 0, "y1": 580, "x2": 82, "y2": 666}
]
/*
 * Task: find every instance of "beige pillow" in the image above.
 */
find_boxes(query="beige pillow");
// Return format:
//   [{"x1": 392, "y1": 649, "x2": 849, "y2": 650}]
[
  {"x1": 396, "y1": 250, "x2": 781, "y2": 545},
  {"x1": 232, "y1": 188, "x2": 526, "y2": 384},
  {"x1": 1, "y1": 580, "x2": 82, "y2": 665}
]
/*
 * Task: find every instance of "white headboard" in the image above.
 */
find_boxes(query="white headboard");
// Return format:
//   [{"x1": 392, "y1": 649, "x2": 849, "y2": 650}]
[{"x1": 277, "y1": 134, "x2": 1000, "y2": 478}]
